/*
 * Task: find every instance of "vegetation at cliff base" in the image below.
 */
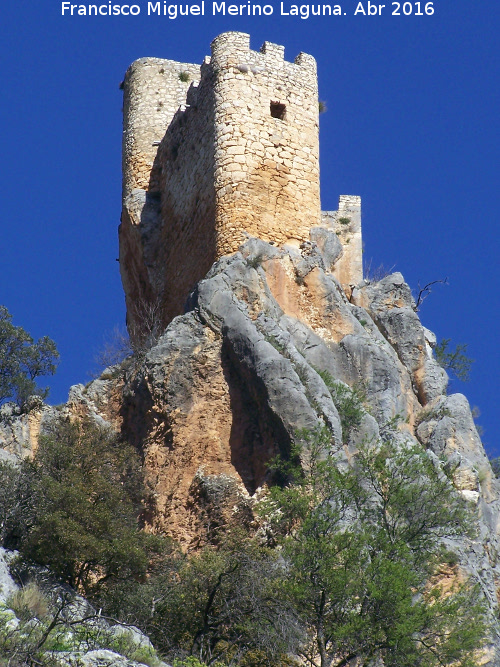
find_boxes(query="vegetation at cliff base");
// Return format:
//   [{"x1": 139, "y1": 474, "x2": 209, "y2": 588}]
[
  {"x1": 261, "y1": 432, "x2": 486, "y2": 667},
  {"x1": 4, "y1": 418, "x2": 155, "y2": 597},
  {"x1": 101, "y1": 532, "x2": 301, "y2": 665},
  {"x1": 95, "y1": 429, "x2": 487, "y2": 667},
  {"x1": 0, "y1": 422, "x2": 489, "y2": 666}
]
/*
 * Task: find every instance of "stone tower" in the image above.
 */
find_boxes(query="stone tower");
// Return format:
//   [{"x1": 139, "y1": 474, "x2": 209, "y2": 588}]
[{"x1": 119, "y1": 32, "x2": 361, "y2": 338}]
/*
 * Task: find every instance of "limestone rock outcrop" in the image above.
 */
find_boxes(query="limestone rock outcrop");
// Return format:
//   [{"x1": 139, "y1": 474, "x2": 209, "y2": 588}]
[
  {"x1": 0, "y1": 548, "x2": 18, "y2": 604},
  {"x1": 2, "y1": 232, "x2": 500, "y2": 662}
]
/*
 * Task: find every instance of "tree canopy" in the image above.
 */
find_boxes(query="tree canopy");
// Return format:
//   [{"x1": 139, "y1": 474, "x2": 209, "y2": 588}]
[
  {"x1": 262, "y1": 430, "x2": 487, "y2": 667},
  {"x1": 0, "y1": 305, "x2": 59, "y2": 411},
  {"x1": 17, "y1": 417, "x2": 152, "y2": 596}
]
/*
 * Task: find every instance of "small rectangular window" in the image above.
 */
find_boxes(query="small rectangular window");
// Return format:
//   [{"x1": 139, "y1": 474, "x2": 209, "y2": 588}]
[{"x1": 270, "y1": 101, "x2": 286, "y2": 120}]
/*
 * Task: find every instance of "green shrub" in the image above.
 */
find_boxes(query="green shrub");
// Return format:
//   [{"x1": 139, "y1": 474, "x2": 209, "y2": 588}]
[
  {"x1": 246, "y1": 254, "x2": 264, "y2": 269},
  {"x1": 415, "y1": 405, "x2": 452, "y2": 429},
  {"x1": 173, "y1": 658, "x2": 211, "y2": 667},
  {"x1": 107, "y1": 631, "x2": 161, "y2": 666},
  {"x1": 435, "y1": 338, "x2": 473, "y2": 382},
  {"x1": 17, "y1": 417, "x2": 151, "y2": 597},
  {"x1": 264, "y1": 334, "x2": 286, "y2": 355},
  {"x1": 315, "y1": 369, "x2": 367, "y2": 444}
]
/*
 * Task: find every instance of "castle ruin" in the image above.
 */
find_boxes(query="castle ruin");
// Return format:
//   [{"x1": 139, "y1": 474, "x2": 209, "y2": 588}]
[{"x1": 120, "y1": 32, "x2": 362, "y2": 337}]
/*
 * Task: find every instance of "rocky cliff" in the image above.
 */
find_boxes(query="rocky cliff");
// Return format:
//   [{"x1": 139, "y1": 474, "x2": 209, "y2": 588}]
[{"x1": 2, "y1": 230, "x2": 499, "y2": 662}]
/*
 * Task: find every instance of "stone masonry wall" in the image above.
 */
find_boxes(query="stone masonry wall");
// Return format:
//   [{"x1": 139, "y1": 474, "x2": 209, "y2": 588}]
[
  {"x1": 151, "y1": 59, "x2": 217, "y2": 322},
  {"x1": 210, "y1": 32, "x2": 320, "y2": 255},
  {"x1": 120, "y1": 57, "x2": 204, "y2": 328},
  {"x1": 122, "y1": 57, "x2": 201, "y2": 197},
  {"x1": 322, "y1": 195, "x2": 363, "y2": 290}
]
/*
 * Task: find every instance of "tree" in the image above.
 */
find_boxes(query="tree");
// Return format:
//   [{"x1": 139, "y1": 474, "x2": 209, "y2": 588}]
[
  {"x1": 17, "y1": 417, "x2": 151, "y2": 597},
  {"x1": 414, "y1": 278, "x2": 448, "y2": 311},
  {"x1": 102, "y1": 531, "x2": 302, "y2": 666},
  {"x1": 0, "y1": 305, "x2": 59, "y2": 411},
  {"x1": 0, "y1": 459, "x2": 35, "y2": 548},
  {"x1": 262, "y1": 431, "x2": 487, "y2": 667},
  {"x1": 0, "y1": 460, "x2": 21, "y2": 546},
  {"x1": 435, "y1": 338, "x2": 474, "y2": 382},
  {"x1": 167, "y1": 536, "x2": 300, "y2": 666}
]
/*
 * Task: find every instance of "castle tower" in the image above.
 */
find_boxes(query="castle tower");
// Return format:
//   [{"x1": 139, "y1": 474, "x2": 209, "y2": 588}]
[
  {"x1": 120, "y1": 32, "x2": 321, "y2": 335},
  {"x1": 209, "y1": 32, "x2": 320, "y2": 255}
]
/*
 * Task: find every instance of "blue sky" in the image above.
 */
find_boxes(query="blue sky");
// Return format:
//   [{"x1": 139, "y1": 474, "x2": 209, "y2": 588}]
[{"x1": 1, "y1": 1, "x2": 499, "y2": 453}]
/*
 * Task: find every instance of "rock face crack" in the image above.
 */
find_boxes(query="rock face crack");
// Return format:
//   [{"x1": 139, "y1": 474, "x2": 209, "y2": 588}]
[{"x1": 221, "y1": 336, "x2": 292, "y2": 494}]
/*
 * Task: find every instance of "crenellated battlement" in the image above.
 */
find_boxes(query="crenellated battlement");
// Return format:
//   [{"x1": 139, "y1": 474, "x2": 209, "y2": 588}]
[
  {"x1": 119, "y1": 32, "x2": 360, "y2": 337},
  {"x1": 209, "y1": 31, "x2": 317, "y2": 76}
]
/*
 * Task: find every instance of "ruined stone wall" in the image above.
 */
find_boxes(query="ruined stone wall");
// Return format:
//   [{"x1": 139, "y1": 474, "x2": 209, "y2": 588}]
[
  {"x1": 120, "y1": 57, "x2": 203, "y2": 328},
  {"x1": 322, "y1": 195, "x2": 363, "y2": 289}
]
